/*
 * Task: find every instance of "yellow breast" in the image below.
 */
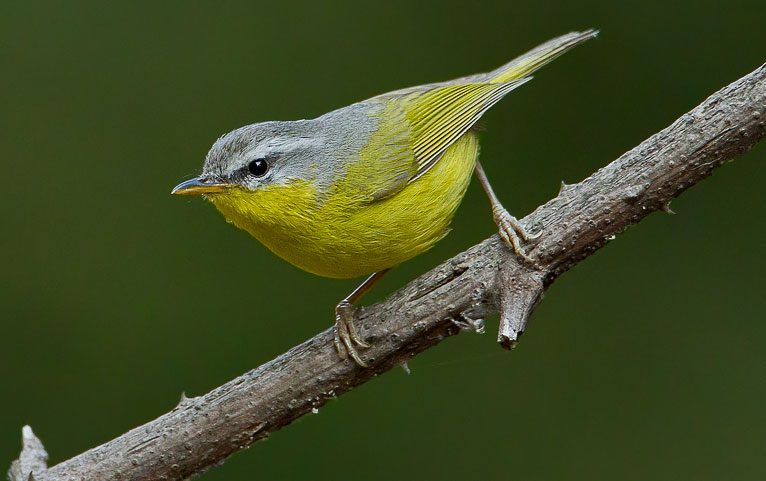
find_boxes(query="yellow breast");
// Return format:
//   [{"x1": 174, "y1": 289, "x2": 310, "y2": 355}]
[{"x1": 209, "y1": 132, "x2": 478, "y2": 279}]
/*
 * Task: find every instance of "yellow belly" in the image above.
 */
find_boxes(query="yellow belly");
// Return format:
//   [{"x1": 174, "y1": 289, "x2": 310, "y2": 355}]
[{"x1": 210, "y1": 133, "x2": 479, "y2": 278}]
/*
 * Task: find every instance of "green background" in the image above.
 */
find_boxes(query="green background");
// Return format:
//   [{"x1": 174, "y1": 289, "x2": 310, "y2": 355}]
[{"x1": 2, "y1": 1, "x2": 764, "y2": 480}]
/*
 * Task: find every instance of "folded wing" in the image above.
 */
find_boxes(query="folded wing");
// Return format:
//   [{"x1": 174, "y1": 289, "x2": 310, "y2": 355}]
[{"x1": 356, "y1": 29, "x2": 597, "y2": 200}]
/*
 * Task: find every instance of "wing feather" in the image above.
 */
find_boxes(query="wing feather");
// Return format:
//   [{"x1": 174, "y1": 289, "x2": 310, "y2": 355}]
[
  {"x1": 406, "y1": 79, "x2": 531, "y2": 180},
  {"x1": 352, "y1": 29, "x2": 597, "y2": 199}
]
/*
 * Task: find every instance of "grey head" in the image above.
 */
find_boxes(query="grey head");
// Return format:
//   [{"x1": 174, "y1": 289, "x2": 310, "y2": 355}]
[
  {"x1": 171, "y1": 120, "x2": 321, "y2": 195},
  {"x1": 171, "y1": 102, "x2": 381, "y2": 196},
  {"x1": 202, "y1": 120, "x2": 326, "y2": 191}
]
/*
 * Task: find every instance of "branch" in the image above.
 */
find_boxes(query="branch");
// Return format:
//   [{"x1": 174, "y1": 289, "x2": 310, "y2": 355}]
[
  {"x1": 12, "y1": 63, "x2": 765, "y2": 481},
  {"x1": 8, "y1": 427, "x2": 48, "y2": 481}
]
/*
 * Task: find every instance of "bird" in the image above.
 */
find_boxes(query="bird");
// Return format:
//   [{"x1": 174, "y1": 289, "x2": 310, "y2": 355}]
[{"x1": 172, "y1": 29, "x2": 598, "y2": 366}]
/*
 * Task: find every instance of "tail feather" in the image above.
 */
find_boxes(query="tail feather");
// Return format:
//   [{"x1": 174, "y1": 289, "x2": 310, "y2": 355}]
[{"x1": 488, "y1": 29, "x2": 598, "y2": 84}]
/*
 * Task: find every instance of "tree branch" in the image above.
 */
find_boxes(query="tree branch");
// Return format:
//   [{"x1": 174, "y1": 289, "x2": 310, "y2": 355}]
[
  {"x1": 11, "y1": 63, "x2": 765, "y2": 481},
  {"x1": 8, "y1": 427, "x2": 48, "y2": 481}
]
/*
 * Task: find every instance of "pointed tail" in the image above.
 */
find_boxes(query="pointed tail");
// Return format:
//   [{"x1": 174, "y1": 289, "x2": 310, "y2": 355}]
[{"x1": 488, "y1": 29, "x2": 598, "y2": 84}]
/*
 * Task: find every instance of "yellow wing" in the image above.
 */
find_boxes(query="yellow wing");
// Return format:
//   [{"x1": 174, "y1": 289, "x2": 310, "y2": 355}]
[
  {"x1": 405, "y1": 79, "x2": 531, "y2": 180},
  {"x1": 357, "y1": 29, "x2": 597, "y2": 199}
]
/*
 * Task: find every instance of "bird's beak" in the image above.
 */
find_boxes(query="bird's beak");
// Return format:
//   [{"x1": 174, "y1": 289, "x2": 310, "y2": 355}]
[{"x1": 171, "y1": 176, "x2": 230, "y2": 196}]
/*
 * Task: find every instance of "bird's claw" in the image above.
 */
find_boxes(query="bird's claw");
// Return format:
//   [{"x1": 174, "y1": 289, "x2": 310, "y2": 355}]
[
  {"x1": 493, "y1": 207, "x2": 539, "y2": 265},
  {"x1": 334, "y1": 300, "x2": 369, "y2": 367}
]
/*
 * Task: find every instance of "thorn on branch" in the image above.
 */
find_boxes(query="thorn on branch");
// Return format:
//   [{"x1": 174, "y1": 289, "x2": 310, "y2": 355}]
[
  {"x1": 558, "y1": 180, "x2": 576, "y2": 196},
  {"x1": 8, "y1": 426, "x2": 48, "y2": 481},
  {"x1": 400, "y1": 362, "x2": 411, "y2": 375},
  {"x1": 176, "y1": 391, "x2": 192, "y2": 409}
]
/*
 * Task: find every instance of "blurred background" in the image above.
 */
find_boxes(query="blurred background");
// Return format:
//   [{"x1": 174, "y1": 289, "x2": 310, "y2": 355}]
[{"x1": 2, "y1": 1, "x2": 764, "y2": 480}]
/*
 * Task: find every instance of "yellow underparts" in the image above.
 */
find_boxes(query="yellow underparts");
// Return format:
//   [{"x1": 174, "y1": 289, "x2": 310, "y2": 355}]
[{"x1": 209, "y1": 133, "x2": 479, "y2": 279}]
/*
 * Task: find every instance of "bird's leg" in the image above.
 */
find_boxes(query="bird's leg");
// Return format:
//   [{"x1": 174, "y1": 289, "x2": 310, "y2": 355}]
[
  {"x1": 474, "y1": 161, "x2": 539, "y2": 264},
  {"x1": 334, "y1": 269, "x2": 390, "y2": 367}
]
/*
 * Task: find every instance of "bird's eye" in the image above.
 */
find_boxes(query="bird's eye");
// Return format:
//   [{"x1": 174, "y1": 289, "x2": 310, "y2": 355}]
[{"x1": 247, "y1": 158, "x2": 269, "y2": 177}]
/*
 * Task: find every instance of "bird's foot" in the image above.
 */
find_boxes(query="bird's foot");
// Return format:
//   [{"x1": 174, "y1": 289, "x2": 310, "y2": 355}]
[
  {"x1": 333, "y1": 300, "x2": 369, "y2": 367},
  {"x1": 492, "y1": 205, "x2": 540, "y2": 265}
]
